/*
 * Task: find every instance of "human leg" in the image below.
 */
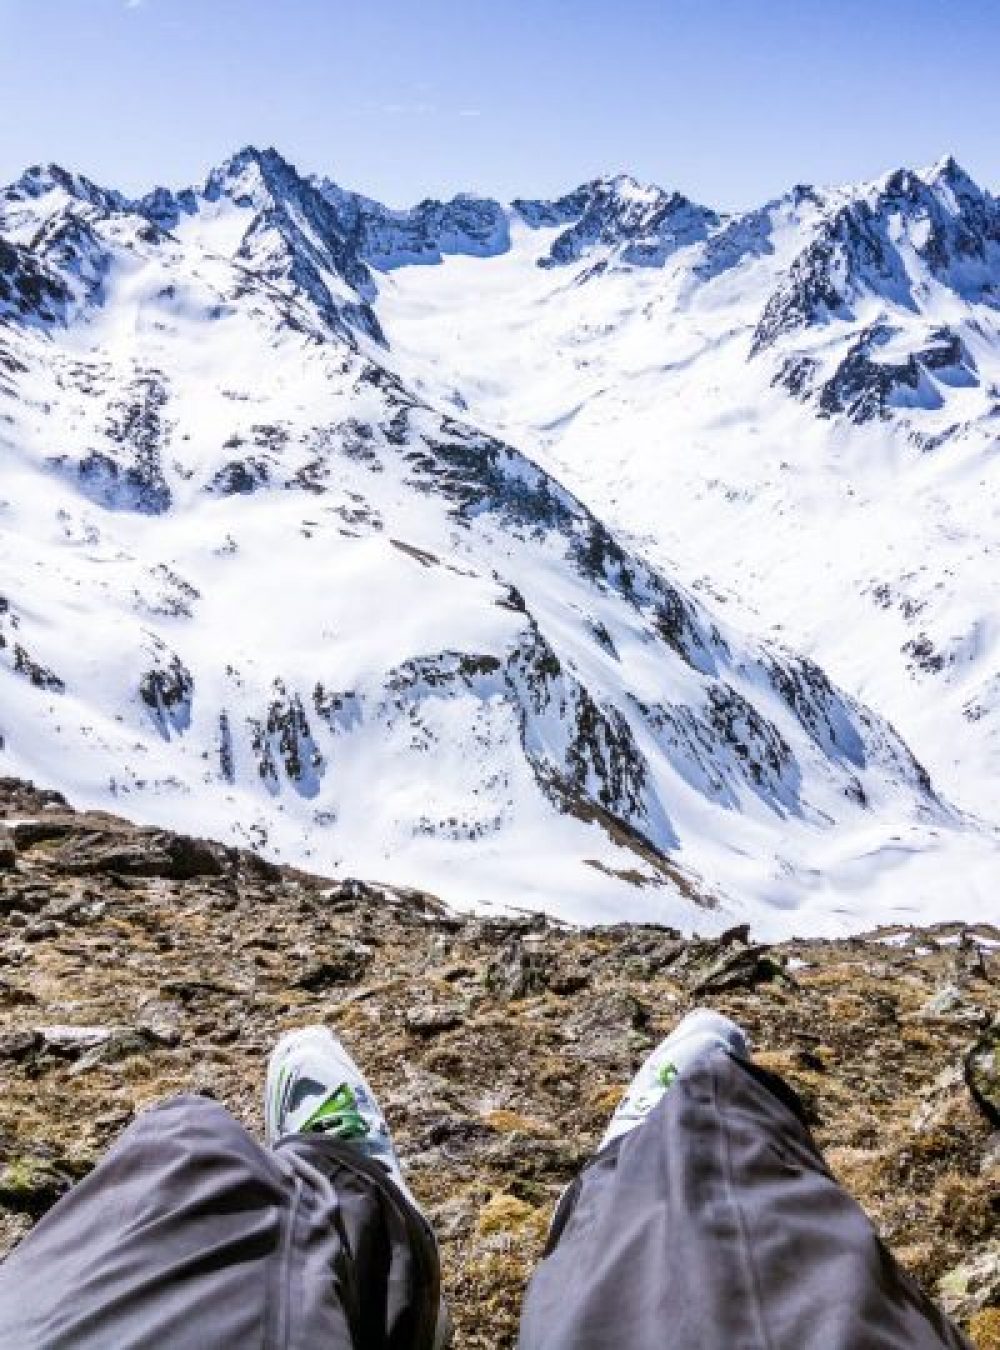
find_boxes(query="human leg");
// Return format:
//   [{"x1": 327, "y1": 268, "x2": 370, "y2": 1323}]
[
  {"x1": 518, "y1": 1010, "x2": 970, "y2": 1350},
  {"x1": 266, "y1": 1024, "x2": 449, "y2": 1350},
  {"x1": 0, "y1": 1028, "x2": 446, "y2": 1350},
  {"x1": 0, "y1": 1095, "x2": 302, "y2": 1349}
]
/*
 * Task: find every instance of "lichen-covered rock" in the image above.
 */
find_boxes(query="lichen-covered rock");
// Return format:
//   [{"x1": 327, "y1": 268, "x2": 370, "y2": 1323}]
[
  {"x1": 0, "y1": 1152, "x2": 80, "y2": 1218},
  {"x1": 966, "y1": 1024, "x2": 1000, "y2": 1126},
  {"x1": 939, "y1": 1244, "x2": 1000, "y2": 1322},
  {"x1": 51, "y1": 828, "x2": 228, "y2": 880},
  {"x1": 484, "y1": 940, "x2": 551, "y2": 1000},
  {"x1": 690, "y1": 943, "x2": 788, "y2": 995}
]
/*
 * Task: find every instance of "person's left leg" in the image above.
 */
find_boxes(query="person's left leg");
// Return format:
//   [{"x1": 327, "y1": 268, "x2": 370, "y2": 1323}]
[{"x1": 0, "y1": 1029, "x2": 447, "y2": 1350}]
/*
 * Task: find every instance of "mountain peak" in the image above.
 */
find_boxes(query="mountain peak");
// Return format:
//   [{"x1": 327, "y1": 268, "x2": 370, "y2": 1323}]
[
  {"x1": 4, "y1": 162, "x2": 123, "y2": 214},
  {"x1": 867, "y1": 157, "x2": 988, "y2": 211},
  {"x1": 591, "y1": 170, "x2": 657, "y2": 195},
  {"x1": 924, "y1": 154, "x2": 986, "y2": 201},
  {"x1": 217, "y1": 144, "x2": 290, "y2": 177},
  {"x1": 203, "y1": 144, "x2": 306, "y2": 207},
  {"x1": 519, "y1": 171, "x2": 716, "y2": 270}
]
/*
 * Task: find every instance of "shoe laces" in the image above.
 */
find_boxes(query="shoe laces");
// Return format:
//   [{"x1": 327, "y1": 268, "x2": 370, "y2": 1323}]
[{"x1": 304, "y1": 1082, "x2": 371, "y2": 1141}]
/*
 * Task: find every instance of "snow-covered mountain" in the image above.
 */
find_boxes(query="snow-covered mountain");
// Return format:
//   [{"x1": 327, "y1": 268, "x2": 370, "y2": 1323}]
[
  {"x1": 0, "y1": 146, "x2": 996, "y2": 936},
  {"x1": 377, "y1": 157, "x2": 1000, "y2": 834}
]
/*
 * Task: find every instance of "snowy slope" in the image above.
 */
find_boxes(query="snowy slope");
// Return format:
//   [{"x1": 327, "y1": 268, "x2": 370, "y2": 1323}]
[
  {"x1": 375, "y1": 160, "x2": 1000, "y2": 835},
  {"x1": 0, "y1": 148, "x2": 996, "y2": 936}
]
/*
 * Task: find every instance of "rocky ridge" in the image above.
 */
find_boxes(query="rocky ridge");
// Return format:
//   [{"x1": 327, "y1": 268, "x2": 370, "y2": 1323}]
[
  {"x1": 1, "y1": 779, "x2": 997, "y2": 1347},
  {"x1": 314, "y1": 177, "x2": 510, "y2": 270},
  {"x1": 517, "y1": 173, "x2": 719, "y2": 271}
]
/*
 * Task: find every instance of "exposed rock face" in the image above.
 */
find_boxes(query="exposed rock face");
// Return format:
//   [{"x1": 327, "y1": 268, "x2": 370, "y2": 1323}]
[
  {"x1": 314, "y1": 180, "x2": 511, "y2": 270},
  {"x1": 248, "y1": 679, "x2": 323, "y2": 796},
  {"x1": 0, "y1": 237, "x2": 69, "y2": 324},
  {"x1": 208, "y1": 457, "x2": 270, "y2": 495},
  {"x1": 60, "y1": 372, "x2": 174, "y2": 514},
  {"x1": 751, "y1": 161, "x2": 1000, "y2": 358},
  {"x1": 965, "y1": 1024, "x2": 1000, "y2": 1127},
  {"x1": 138, "y1": 641, "x2": 194, "y2": 737},
  {"x1": 1, "y1": 778, "x2": 997, "y2": 1348},
  {"x1": 516, "y1": 174, "x2": 719, "y2": 270},
  {"x1": 775, "y1": 322, "x2": 979, "y2": 423},
  {"x1": 511, "y1": 184, "x2": 595, "y2": 230}
]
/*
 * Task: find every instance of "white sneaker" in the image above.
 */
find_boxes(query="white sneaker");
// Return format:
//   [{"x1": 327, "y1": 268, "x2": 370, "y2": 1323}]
[
  {"x1": 265, "y1": 1025, "x2": 420, "y2": 1209},
  {"x1": 600, "y1": 1008, "x2": 750, "y2": 1149}
]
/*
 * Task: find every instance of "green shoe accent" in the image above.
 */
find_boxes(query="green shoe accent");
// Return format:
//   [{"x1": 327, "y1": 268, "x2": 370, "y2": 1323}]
[
  {"x1": 656, "y1": 1062, "x2": 678, "y2": 1089},
  {"x1": 304, "y1": 1082, "x2": 370, "y2": 1140}
]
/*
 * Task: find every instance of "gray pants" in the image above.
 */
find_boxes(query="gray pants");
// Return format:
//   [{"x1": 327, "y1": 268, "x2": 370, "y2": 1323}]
[
  {"x1": 0, "y1": 1053, "x2": 969, "y2": 1349},
  {"x1": 0, "y1": 1095, "x2": 440, "y2": 1349},
  {"x1": 520, "y1": 1050, "x2": 970, "y2": 1350}
]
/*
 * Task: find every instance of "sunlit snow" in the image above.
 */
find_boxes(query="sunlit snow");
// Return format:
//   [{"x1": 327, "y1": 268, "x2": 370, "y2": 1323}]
[{"x1": 0, "y1": 151, "x2": 996, "y2": 937}]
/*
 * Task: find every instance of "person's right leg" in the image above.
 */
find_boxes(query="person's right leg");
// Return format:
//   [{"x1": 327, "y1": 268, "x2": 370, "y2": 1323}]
[
  {"x1": 266, "y1": 1024, "x2": 450, "y2": 1350},
  {"x1": 0, "y1": 1028, "x2": 446, "y2": 1350},
  {"x1": 0, "y1": 1094, "x2": 309, "y2": 1349},
  {"x1": 518, "y1": 1008, "x2": 971, "y2": 1350}
]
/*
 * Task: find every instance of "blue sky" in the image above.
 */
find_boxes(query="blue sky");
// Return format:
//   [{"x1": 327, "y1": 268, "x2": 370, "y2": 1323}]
[{"x1": 1, "y1": 0, "x2": 998, "y2": 207}]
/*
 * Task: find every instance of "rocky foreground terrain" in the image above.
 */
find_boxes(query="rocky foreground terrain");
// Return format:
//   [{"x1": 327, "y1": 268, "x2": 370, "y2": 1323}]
[{"x1": 0, "y1": 777, "x2": 997, "y2": 1347}]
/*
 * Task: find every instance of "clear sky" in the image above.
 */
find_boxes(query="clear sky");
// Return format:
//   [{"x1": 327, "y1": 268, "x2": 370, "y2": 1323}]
[{"x1": 1, "y1": 0, "x2": 998, "y2": 209}]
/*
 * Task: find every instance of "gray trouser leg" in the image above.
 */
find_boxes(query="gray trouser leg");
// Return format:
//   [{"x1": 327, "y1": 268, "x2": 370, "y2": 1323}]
[
  {"x1": 518, "y1": 1050, "x2": 970, "y2": 1350},
  {"x1": 0, "y1": 1095, "x2": 440, "y2": 1350}
]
